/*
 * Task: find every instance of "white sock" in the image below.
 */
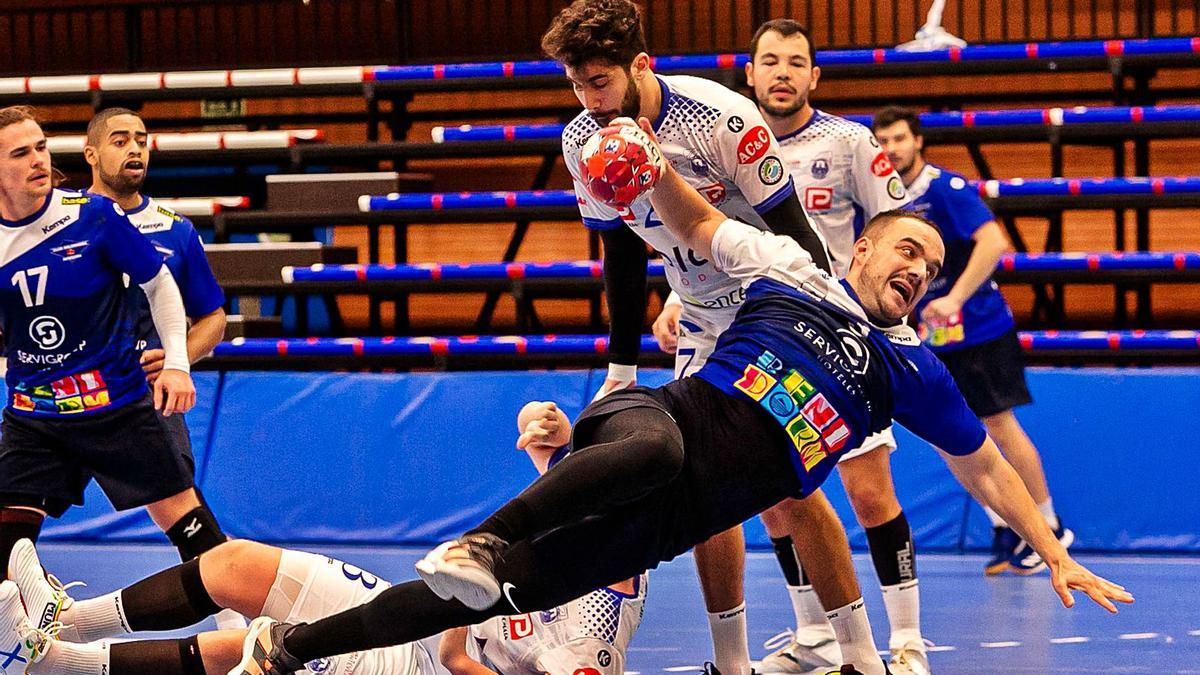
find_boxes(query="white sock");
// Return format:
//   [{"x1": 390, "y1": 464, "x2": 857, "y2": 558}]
[
  {"x1": 707, "y1": 603, "x2": 752, "y2": 675},
  {"x1": 787, "y1": 584, "x2": 835, "y2": 638},
  {"x1": 61, "y1": 591, "x2": 132, "y2": 643},
  {"x1": 826, "y1": 598, "x2": 884, "y2": 675},
  {"x1": 215, "y1": 607, "x2": 248, "y2": 630},
  {"x1": 982, "y1": 505, "x2": 1007, "y2": 528},
  {"x1": 880, "y1": 579, "x2": 921, "y2": 650},
  {"x1": 1037, "y1": 499, "x2": 1060, "y2": 530},
  {"x1": 30, "y1": 640, "x2": 110, "y2": 675}
]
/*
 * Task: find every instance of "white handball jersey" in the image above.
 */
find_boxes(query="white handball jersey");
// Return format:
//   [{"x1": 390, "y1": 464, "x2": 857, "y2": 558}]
[
  {"x1": 467, "y1": 574, "x2": 647, "y2": 674},
  {"x1": 564, "y1": 74, "x2": 797, "y2": 310},
  {"x1": 778, "y1": 110, "x2": 909, "y2": 275}
]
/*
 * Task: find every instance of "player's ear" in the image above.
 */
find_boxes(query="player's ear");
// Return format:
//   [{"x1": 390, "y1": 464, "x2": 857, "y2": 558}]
[
  {"x1": 82, "y1": 145, "x2": 98, "y2": 168},
  {"x1": 630, "y1": 52, "x2": 651, "y2": 79},
  {"x1": 809, "y1": 65, "x2": 821, "y2": 90},
  {"x1": 744, "y1": 60, "x2": 754, "y2": 88},
  {"x1": 914, "y1": 133, "x2": 925, "y2": 153}
]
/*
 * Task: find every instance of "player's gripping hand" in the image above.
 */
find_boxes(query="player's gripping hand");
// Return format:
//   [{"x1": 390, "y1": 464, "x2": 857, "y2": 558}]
[
  {"x1": 1049, "y1": 555, "x2": 1134, "y2": 614},
  {"x1": 516, "y1": 401, "x2": 571, "y2": 451},
  {"x1": 140, "y1": 348, "x2": 167, "y2": 384},
  {"x1": 652, "y1": 302, "x2": 681, "y2": 354},
  {"x1": 154, "y1": 369, "x2": 196, "y2": 416},
  {"x1": 920, "y1": 295, "x2": 963, "y2": 323},
  {"x1": 591, "y1": 363, "x2": 637, "y2": 402}
]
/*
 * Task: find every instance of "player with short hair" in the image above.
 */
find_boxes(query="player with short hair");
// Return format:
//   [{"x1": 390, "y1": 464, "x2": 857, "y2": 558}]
[
  {"x1": 546, "y1": 4, "x2": 863, "y2": 673},
  {"x1": 82, "y1": 108, "x2": 240, "y2": 630},
  {"x1": 1, "y1": 401, "x2": 645, "y2": 675},
  {"x1": 871, "y1": 105, "x2": 1073, "y2": 577},
  {"x1": 0, "y1": 105, "x2": 195, "y2": 575},
  {"x1": 228, "y1": 118, "x2": 1131, "y2": 675},
  {"x1": 736, "y1": 20, "x2": 927, "y2": 674}
]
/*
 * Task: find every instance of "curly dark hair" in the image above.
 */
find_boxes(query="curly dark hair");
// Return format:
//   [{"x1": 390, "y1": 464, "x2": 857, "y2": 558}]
[{"x1": 541, "y1": 0, "x2": 647, "y2": 69}]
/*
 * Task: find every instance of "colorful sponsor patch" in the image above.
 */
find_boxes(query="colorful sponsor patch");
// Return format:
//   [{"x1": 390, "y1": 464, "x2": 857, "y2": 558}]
[
  {"x1": 11, "y1": 370, "x2": 110, "y2": 415},
  {"x1": 805, "y1": 186, "x2": 833, "y2": 211},
  {"x1": 156, "y1": 205, "x2": 184, "y2": 222},
  {"x1": 733, "y1": 353, "x2": 852, "y2": 471},
  {"x1": 60, "y1": 196, "x2": 89, "y2": 206},
  {"x1": 887, "y1": 175, "x2": 906, "y2": 200}
]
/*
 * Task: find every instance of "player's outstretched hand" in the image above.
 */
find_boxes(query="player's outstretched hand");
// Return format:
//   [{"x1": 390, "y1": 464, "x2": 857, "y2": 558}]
[
  {"x1": 154, "y1": 369, "x2": 196, "y2": 417},
  {"x1": 516, "y1": 401, "x2": 570, "y2": 451},
  {"x1": 652, "y1": 303, "x2": 681, "y2": 354},
  {"x1": 1049, "y1": 555, "x2": 1134, "y2": 613}
]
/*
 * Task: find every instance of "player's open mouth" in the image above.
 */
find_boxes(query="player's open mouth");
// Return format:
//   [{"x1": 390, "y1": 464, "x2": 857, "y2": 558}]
[
  {"x1": 889, "y1": 278, "x2": 913, "y2": 304},
  {"x1": 122, "y1": 161, "x2": 145, "y2": 175}
]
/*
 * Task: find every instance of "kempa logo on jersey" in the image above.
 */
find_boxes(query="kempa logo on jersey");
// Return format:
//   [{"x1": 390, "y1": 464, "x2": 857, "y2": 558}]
[{"x1": 41, "y1": 215, "x2": 71, "y2": 235}]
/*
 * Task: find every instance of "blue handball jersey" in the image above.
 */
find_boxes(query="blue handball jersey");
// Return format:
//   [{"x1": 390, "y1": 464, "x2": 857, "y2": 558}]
[
  {"x1": 0, "y1": 189, "x2": 166, "y2": 417},
  {"x1": 693, "y1": 220, "x2": 986, "y2": 496},
  {"x1": 121, "y1": 196, "x2": 224, "y2": 351},
  {"x1": 906, "y1": 164, "x2": 1015, "y2": 350}
]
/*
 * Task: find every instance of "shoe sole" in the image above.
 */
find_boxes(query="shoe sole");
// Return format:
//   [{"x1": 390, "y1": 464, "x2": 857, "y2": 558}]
[
  {"x1": 984, "y1": 560, "x2": 1011, "y2": 576},
  {"x1": 415, "y1": 547, "x2": 501, "y2": 611},
  {"x1": 228, "y1": 617, "x2": 276, "y2": 675}
]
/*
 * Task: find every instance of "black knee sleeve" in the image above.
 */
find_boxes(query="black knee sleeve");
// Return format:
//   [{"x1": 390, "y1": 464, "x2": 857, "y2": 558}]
[
  {"x1": 109, "y1": 636, "x2": 205, "y2": 675},
  {"x1": 166, "y1": 504, "x2": 226, "y2": 561},
  {"x1": 865, "y1": 511, "x2": 915, "y2": 586},
  {"x1": 121, "y1": 557, "x2": 222, "y2": 632},
  {"x1": 0, "y1": 508, "x2": 45, "y2": 579},
  {"x1": 770, "y1": 536, "x2": 802, "y2": 586}
]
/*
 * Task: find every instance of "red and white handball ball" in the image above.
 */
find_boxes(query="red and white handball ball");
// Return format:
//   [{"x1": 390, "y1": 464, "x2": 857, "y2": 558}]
[{"x1": 578, "y1": 119, "x2": 665, "y2": 209}]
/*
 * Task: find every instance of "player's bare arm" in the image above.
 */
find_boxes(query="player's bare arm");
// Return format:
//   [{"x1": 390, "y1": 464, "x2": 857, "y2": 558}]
[
  {"x1": 921, "y1": 220, "x2": 1010, "y2": 323},
  {"x1": 942, "y1": 439, "x2": 1133, "y2": 613},
  {"x1": 142, "y1": 307, "x2": 227, "y2": 383}
]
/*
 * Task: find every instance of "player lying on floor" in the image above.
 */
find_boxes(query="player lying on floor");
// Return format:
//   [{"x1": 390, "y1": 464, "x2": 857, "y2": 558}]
[{"x1": 0, "y1": 401, "x2": 646, "y2": 675}]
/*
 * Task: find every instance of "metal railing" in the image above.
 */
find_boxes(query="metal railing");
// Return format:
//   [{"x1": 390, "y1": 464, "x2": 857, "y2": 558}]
[{"x1": 0, "y1": 0, "x2": 1194, "y2": 76}]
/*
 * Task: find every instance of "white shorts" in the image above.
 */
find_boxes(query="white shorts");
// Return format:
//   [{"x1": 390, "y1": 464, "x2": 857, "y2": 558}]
[
  {"x1": 675, "y1": 303, "x2": 898, "y2": 460},
  {"x1": 263, "y1": 549, "x2": 437, "y2": 675}
]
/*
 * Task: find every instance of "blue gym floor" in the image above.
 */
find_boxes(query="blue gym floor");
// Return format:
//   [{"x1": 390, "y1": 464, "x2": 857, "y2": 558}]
[{"x1": 37, "y1": 543, "x2": 1200, "y2": 673}]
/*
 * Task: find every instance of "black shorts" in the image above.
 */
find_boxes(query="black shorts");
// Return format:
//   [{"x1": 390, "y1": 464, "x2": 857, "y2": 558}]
[
  {"x1": 488, "y1": 377, "x2": 804, "y2": 614},
  {"x1": 572, "y1": 378, "x2": 803, "y2": 559},
  {"x1": 935, "y1": 329, "x2": 1033, "y2": 418},
  {"x1": 0, "y1": 394, "x2": 195, "y2": 517}
]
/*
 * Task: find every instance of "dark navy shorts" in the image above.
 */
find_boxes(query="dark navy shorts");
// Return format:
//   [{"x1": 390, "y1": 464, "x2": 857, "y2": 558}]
[{"x1": 0, "y1": 394, "x2": 195, "y2": 517}]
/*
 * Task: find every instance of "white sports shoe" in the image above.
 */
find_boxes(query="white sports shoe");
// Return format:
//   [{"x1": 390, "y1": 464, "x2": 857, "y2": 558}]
[
  {"x1": 888, "y1": 638, "x2": 931, "y2": 675},
  {"x1": 0, "y1": 579, "x2": 56, "y2": 673},
  {"x1": 7, "y1": 539, "x2": 82, "y2": 633},
  {"x1": 753, "y1": 628, "x2": 842, "y2": 674},
  {"x1": 415, "y1": 534, "x2": 507, "y2": 611}
]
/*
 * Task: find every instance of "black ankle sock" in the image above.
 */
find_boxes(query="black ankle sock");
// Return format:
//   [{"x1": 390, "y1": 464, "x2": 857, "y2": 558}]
[
  {"x1": 109, "y1": 636, "x2": 205, "y2": 675},
  {"x1": 121, "y1": 557, "x2": 222, "y2": 631},
  {"x1": 165, "y1": 505, "x2": 226, "y2": 562},
  {"x1": 865, "y1": 511, "x2": 916, "y2": 586}
]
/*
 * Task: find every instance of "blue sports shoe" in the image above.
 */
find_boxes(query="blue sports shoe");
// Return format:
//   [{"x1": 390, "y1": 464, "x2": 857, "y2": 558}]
[
  {"x1": 1009, "y1": 520, "x2": 1075, "y2": 575},
  {"x1": 985, "y1": 527, "x2": 1020, "y2": 576}
]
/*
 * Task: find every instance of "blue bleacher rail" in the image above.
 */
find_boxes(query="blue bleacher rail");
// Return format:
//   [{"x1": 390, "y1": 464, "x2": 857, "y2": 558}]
[{"x1": 433, "y1": 105, "x2": 1200, "y2": 143}]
